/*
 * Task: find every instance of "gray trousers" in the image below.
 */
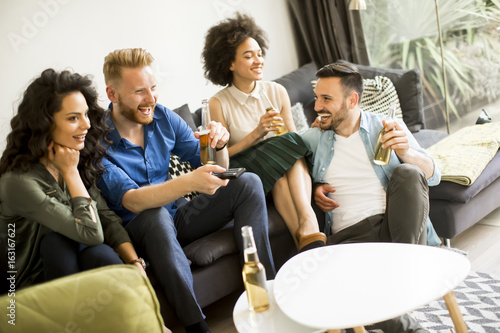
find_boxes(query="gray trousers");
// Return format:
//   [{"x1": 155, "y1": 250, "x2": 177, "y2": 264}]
[
  {"x1": 124, "y1": 172, "x2": 275, "y2": 327},
  {"x1": 328, "y1": 164, "x2": 430, "y2": 333},
  {"x1": 327, "y1": 164, "x2": 429, "y2": 246}
]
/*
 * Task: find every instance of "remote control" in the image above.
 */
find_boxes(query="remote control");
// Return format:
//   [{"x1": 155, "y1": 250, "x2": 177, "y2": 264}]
[{"x1": 212, "y1": 168, "x2": 246, "y2": 179}]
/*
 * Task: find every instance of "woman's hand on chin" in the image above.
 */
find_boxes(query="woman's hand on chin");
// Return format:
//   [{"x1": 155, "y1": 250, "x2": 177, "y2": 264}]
[{"x1": 48, "y1": 141, "x2": 80, "y2": 173}]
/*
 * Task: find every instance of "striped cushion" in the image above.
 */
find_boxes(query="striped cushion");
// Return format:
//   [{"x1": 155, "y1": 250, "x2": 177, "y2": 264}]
[{"x1": 361, "y1": 76, "x2": 403, "y2": 120}]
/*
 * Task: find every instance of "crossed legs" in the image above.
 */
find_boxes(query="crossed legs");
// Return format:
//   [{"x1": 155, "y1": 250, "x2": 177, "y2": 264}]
[{"x1": 272, "y1": 157, "x2": 324, "y2": 250}]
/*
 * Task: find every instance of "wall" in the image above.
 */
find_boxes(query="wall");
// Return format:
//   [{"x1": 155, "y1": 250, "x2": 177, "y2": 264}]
[{"x1": 0, "y1": 0, "x2": 299, "y2": 151}]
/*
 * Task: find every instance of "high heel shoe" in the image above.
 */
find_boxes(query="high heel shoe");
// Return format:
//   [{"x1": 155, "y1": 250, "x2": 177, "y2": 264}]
[{"x1": 296, "y1": 231, "x2": 327, "y2": 253}]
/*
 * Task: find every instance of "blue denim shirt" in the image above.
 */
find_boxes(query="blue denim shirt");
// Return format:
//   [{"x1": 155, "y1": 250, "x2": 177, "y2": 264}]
[
  {"x1": 301, "y1": 111, "x2": 442, "y2": 245},
  {"x1": 97, "y1": 103, "x2": 201, "y2": 224}
]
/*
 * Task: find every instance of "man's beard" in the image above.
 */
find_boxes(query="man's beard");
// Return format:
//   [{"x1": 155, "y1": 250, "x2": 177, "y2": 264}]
[
  {"x1": 319, "y1": 101, "x2": 349, "y2": 132},
  {"x1": 117, "y1": 96, "x2": 155, "y2": 125}
]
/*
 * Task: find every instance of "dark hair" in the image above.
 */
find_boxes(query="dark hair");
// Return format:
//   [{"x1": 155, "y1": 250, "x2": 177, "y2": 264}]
[
  {"x1": 202, "y1": 12, "x2": 268, "y2": 87},
  {"x1": 0, "y1": 69, "x2": 109, "y2": 188},
  {"x1": 316, "y1": 62, "x2": 364, "y2": 100}
]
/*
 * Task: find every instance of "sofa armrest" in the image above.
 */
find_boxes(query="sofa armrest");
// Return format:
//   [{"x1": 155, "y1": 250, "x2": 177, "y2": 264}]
[{"x1": 413, "y1": 129, "x2": 448, "y2": 149}]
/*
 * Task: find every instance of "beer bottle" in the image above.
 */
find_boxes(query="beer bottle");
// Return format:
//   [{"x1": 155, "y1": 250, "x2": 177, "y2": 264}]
[
  {"x1": 241, "y1": 226, "x2": 270, "y2": 312},
  {"x1": 260, "y1": 89, "x2": 287, "y2": 136},
  {"x1": 199, "y1": 99, "x2": 216, "y2": 165},
  {"x1": 373, "y1": 103, "x2": 397, "y2": 166}
]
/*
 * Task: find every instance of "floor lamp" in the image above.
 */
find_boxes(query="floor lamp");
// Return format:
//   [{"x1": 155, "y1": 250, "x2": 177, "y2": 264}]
[
  {"x1": 434, "y1": 0, "x2": 451, "y2": 134},
  {"x1": 348, "y1": 0, "x2": 366, "y2": 10},
  {"x1": 350, "y1": 0, "x2": 451, "y2": 134}
]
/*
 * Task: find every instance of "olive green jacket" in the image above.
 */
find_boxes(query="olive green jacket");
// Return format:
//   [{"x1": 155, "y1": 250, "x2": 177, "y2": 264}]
[{"x1": 0, "y1": 163, "x2": 131, "y2": 288}]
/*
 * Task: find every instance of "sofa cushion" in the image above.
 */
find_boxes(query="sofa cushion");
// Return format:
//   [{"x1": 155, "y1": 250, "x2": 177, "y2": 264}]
[
  {"x1": 429, "y1": 150, "x2": 500, "y2": 203},
  {"x1": 0, "y1": 265, "x2": 164, "y2": 333},
  {"x1": 345, "y1": 61, "x2": 425, "y2": 132},
  {"x1": 274, "y1": 62, "x2": 317, "y2": 108},
  {"x1": 169, "y1": 154, "x2": 194, "y2": 177},
  {"x1": 361, "y1": 76, "x2": 403, "y2": 120},
  {"x1": 169, "y1": 155, "x2": 197, "y2": 201},
  {"x1": 182, "y1": 226, "x2": 237, "y2": 267},
  {"x1": 173, "y1": 103, "x2": 197, "y2": 131},
  {"x1": 291, "y1": 102, "x2": 309, "y2": 133}
]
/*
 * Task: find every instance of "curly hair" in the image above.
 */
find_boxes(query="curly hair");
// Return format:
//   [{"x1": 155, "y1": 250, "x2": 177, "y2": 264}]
[
  {"x1": 0, "y1": 69, "x2": 109, "y2": 188},
  {"x1": 202, "y1": 12, "x2": 268, "y2": 87}
]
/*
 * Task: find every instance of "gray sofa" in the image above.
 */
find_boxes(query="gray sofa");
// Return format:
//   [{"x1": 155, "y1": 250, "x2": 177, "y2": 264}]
[{"x1": 155, "y1": 61, "x2": 500, "y2": 326}]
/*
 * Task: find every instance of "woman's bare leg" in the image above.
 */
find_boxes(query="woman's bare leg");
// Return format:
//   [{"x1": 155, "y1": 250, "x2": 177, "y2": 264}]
[
  {"x1": 285, "y1": 158, "x2": 320, "y2": 236},
  {"x1": 272, "y1": 158, "x2": 322, "y2": 249},
  {"x1": 272, "y1": 176, "x2": 300, "y2": 247}
]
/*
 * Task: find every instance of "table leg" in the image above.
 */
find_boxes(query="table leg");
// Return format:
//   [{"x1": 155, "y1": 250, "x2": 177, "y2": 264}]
[
  {"x1": 443, "y1": 291, "x2": 468, "y2": 333},
  {"x1": 326, "y1": 327, "x2": 365, "y2": 333}
]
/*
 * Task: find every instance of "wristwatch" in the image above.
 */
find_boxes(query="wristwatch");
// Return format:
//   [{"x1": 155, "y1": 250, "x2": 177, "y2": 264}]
[{"x1": 130, "y1": 258, "x2": 146, "y2": 271}]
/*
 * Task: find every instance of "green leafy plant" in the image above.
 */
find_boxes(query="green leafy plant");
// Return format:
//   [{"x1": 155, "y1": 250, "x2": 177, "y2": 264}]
[{"x1": 361, "y1": 0, "x2": 500, "y2": 128}]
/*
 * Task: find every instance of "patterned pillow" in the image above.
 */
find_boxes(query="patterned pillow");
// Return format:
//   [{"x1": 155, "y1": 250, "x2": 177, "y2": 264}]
[
  {"x1": 361, "y1": 76, "x2": 403, "y2": 120},
  {"x1": 169, "y1": 154, "x2": 198, "y2": 201},
  {"x1": 290, "y1": 102, "x2": 309, "y2": 133}
]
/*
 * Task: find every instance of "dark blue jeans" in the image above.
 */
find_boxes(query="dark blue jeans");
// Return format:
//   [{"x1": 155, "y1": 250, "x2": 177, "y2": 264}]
[
  {"x1": 40, "y1": 232, "x2": 122, "y2": 282},
  {"x1": 124, "y1": 172, "x2": 275, "y2": 326}
]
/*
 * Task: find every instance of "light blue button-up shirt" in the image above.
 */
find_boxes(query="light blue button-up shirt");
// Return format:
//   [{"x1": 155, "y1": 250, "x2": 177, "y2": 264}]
[{"x1": 301, "y1": 110, "x2": 442, "y2": 245}]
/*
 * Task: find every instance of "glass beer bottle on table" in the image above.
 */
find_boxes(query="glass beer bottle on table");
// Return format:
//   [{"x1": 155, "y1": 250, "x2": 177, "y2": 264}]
[
  {"x1": 241, "y1": 226, "x2": 270, "y2": 312},
  {"x1": 199, "y1": 99, "x2": 216, "y2": 165}
]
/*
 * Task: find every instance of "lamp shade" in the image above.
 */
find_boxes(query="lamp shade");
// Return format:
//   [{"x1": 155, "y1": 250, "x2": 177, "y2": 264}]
[{"x1": 349, "y1": 0, "x2": 367, "y2": 10}]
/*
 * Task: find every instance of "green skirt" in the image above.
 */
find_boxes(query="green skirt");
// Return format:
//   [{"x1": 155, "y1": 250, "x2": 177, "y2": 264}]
[{"x1": 230, "y1": 132, "x2": 312, "y2": 194}]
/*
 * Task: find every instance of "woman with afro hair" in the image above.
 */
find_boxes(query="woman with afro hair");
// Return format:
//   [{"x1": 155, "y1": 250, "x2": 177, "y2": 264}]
[{"x1": 202, "y1": 13, "x2": 325, "y2": 253}]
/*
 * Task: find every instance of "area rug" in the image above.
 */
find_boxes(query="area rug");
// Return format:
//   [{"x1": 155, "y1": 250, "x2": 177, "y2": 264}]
[{"x1": 412, "y1": 271, "x2": 500, "y2": 332}]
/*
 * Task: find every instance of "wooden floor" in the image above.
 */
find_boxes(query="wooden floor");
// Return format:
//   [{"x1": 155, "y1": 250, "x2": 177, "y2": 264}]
[{"x1": 172, "y1": 104, "x2": 500, "y2": 333}]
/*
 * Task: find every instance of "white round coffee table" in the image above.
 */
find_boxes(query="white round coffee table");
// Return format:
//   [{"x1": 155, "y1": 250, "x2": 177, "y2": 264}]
[{"x1": 273, "y1": 242, "x2": 470, "y2": 332}]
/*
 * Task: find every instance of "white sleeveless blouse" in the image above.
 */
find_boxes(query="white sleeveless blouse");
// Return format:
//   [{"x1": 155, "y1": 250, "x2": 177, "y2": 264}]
[{"x1": 213, "y1": 81, "x2": 283, "y2": 146}]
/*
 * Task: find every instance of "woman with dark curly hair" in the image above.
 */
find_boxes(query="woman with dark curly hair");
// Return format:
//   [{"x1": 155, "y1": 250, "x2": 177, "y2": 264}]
[
  {"x1": 202, "y1": 13, "x2": 326, "y2": 252},
  {"x1": 0, "y1": 69, "x2": 146, "y2": 289}
]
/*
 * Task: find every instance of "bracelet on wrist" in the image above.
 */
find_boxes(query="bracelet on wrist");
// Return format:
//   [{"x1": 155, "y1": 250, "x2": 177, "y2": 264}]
[
  {"x1": 130, "y1": 258, "x2": 146, "y2": 271},
  {"x1": 216, "y1": 143, "x2": 227, "y2": 151}
]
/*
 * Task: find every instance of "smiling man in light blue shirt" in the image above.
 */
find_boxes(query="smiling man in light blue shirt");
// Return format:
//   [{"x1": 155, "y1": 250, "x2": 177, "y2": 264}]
[
  {"x1": 302, "y1": 62, "x2": 441, "y2": 247},
  {"x1": 301, "y1": 62, "x2": 441, "y2": 333}
]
